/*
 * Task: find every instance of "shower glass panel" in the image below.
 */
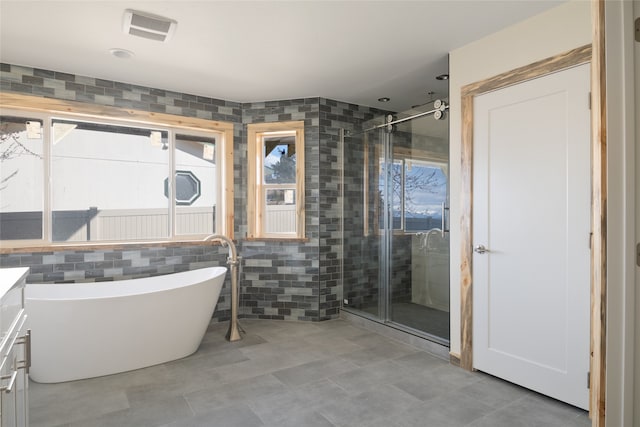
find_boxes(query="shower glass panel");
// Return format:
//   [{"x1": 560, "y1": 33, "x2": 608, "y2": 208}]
[
  {"x1": 342, "y1": 122, "x2": 386, "y2": 319},
  {"x1": 342, "y1": 103, "x2": 450, "y2": 344}
]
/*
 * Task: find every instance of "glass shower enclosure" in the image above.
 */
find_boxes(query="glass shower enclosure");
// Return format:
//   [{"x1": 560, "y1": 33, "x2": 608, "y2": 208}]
[{"x1": 342, "y1": 101, "x2": 450, "y2": 344}]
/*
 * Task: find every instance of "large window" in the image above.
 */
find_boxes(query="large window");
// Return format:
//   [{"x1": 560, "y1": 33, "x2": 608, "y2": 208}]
[
  {"x1": 247, "y1": 121, "x2": 305, "y2": 239},
  {"x1": 0, "y1": 116, "x2": 44, "y2": 240},
  {"x1": 0, "y1": 96, "x2": 233, "y2": 246}
]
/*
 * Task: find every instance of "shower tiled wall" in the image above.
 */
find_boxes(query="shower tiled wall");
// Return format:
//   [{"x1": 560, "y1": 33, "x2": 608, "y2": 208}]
[
  {"x1": 317, "y1": 99, "x2": 388, "y2": 319},
  {"x1": 0, "y1": 63, "x2": 388, "y2": 323},
  {"x1": 341, "y1": 122, "x2": 416, "y2": 312}
]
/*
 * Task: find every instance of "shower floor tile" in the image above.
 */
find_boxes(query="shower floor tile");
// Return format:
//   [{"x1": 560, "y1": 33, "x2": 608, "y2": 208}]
[{"x1": 30, "y1": 319, "x2": 588, "y2": 427}]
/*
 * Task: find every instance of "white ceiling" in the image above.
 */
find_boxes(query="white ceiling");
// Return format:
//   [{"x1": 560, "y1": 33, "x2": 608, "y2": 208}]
[{"x1": 0, "y1": 1, "x2": 566, "y2": 112}]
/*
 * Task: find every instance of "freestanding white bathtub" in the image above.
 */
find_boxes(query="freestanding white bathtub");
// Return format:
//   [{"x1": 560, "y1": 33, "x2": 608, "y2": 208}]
[{"x1": 25, "y1": 266, "x2": 227, "y2": 383}]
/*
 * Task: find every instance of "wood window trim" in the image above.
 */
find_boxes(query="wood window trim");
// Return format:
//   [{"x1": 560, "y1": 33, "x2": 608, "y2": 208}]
[
  {"x1": 0, "y1": 92, "x2": 235, "y2": 250},
  {"x1": 0, "y1": 239, "x2": 229, "y2": 255},
  {"x1": 247, "y1": 121, "x2": 305, "y2": 240},
  {"x1": 458, "y1": 43, "x2": 607, "y2": 425}
]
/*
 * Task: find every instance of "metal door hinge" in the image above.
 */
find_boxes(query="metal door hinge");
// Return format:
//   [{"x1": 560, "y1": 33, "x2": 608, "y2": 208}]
[
  {"x1": 587, "y1": 372, "x2": 591, "y2": 389},
  {"x1": 588, "y1": 92, "x2": 591, "y2": 110},
  {"x1": 636, "y1": 243, "x2": 640, "y2": 267},
  {"x1": 635, "y1": 17, "x2": 640, "y2": 42}
]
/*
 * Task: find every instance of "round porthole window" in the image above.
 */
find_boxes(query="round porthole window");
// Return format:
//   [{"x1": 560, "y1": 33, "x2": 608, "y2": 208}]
[{"x1": 164, "y1": 170, "x2": 201, "y2": 205}]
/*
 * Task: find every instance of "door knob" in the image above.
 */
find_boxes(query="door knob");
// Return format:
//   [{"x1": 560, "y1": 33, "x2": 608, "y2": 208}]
[{"x1": 474, "y1": 244, "x2": 488, "y2": 254}]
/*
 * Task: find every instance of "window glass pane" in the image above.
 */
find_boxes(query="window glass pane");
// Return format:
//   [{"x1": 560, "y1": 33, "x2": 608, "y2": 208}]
[
  {"x1": 379, "y1": 160, "x2": 403, "y2": 230},
  {"x1": 264, "y1": 136, "x2": 296, "y2": 184},
  {"x1": 265, "y1": 189, "x2": 296, "y2": 233},
  {"x1": 51, "y1": 120, "x2": 169, "y2": 241},
  {"x1": 175, "y1": 134, "x2": 216, "y2": 235},
  {"x1": 403, "y1": 162, "x2": 447, "y2": 232},
  {"x1": 0, "y1": 116, "x2": 44, "y2": 240}
]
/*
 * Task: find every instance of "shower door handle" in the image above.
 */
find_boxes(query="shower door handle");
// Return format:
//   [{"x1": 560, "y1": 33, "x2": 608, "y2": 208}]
[{"x1": 474, "y1": 244, "x2": 489, "y2": 254}]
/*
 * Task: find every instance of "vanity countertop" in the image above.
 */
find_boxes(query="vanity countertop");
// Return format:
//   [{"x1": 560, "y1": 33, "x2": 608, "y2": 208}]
[{"x1": 0, "y1": 267, "x2": 29, "y2": 299}]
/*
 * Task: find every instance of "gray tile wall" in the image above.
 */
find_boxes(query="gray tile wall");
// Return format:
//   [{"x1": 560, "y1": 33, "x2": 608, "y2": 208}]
[
  {"x1": 1, "y1": 63, "x2": 243, "y2": 322},
  {"x1": 0, "y1": 63, "x2": 387, "y2": 323},
  {"x1": 0, "y1": 63, "x2": 242, "y2": 121},
  {"x1": 342, "y1": 129, "x2": 381, "y2": 310},
  {"x1": 317, "y1": 99, "x2": 389, "y2": 319},
  {"x1": 0, "y1": 244, "x2": 234, "y2": 321},
  {"x1": 239, "y1": 98, "x2": 321, "y2": 320},
  {"x1": 341, "y1": 118, "x2": 415, "y2": 311}
]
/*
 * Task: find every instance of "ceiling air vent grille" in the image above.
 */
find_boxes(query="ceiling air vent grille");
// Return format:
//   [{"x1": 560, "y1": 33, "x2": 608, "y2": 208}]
[{"x1": 123, "y1": 9, "x2": 177, "y2": 42}]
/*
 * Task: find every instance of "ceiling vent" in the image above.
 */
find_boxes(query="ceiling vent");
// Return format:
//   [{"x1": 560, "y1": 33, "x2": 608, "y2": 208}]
[{"x1": 123, "y1": 9, "x2": 177, "y2": 42}]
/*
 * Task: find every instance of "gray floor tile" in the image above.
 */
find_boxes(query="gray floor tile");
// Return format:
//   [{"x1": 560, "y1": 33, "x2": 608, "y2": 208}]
[
  {"x1": 295, "y1": 378, "x2": 352, "y2": 410},
  {"x1": 328, "y1": 359, "x2": 414, "y2": 395},
  {"x1": 161, "y1": 403, "x2": 264, "y2": 427},
  {"x1": 68, "y1": 395, "x2": 193, "y2": 427},
  {"x1": 273, "y1": 358, "x2": 360, "y2": 387},
  {"x1": 30, "y1": 319, "x2": 589, "y2": 427},
  {"x1": 263, "y1": 410, "x2": 335, "y2": 427},
  {"x1": 392, "y1": 363, "x2": 482, "y2": 402},
  {"x1": 459, "y1": 373, "x2": 531, "y2": 409},
  {"x1": 30, "y1": 382, "x2": 129, "y2": 427},
  {"x1": 339, "y1": 341, "x2": 419, "y2": 367},
  {"x1": 317, "y1": 384, "x2": 422, "y2": 427},
  {"x1": 391, "y1": 350, "x2": 448, "y2": 372},
  {"x1": 184, "y1": 373, "x2": 288, "y2": 414},
  {"x1": 248, "y1": 389, "x2": 314, "y2": 424},
  {"x1": 211, "y1": 350, "x2": 324, "y2": 384},
  {"x1": 467, "y1": 393, "x2": 589, "y2": 427},
  {"x1": 248, "y1": 389, "x2": 337, "y2": 427},
  {"x1": 400, "y1": 391, "x2": 496, "y2": 426}
]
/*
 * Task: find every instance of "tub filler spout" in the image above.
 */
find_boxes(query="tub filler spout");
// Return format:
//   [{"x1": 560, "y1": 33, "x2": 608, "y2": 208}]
[{"x1": 204, "y1": 234, "x2": 243, "y2": 342}]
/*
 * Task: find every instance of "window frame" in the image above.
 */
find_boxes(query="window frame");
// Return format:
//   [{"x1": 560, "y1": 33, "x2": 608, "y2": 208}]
[
  {"x1": 0, "y1": 92, "x2": 234, "y2": 249},
  {"x1": 247, "y1": 121, "x2": 305, "y2": 240},
  {"x1": 366, "y1": 139, "x2": 448, "y2": 236},
  {"x1": 387, "y1": 157, "x2": 449, "y2": 233}
]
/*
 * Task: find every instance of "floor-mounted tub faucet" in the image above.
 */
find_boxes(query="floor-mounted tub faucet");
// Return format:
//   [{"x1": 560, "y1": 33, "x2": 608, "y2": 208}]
[{"x1": 204, "y1": 234, "x2": 243, "y2": 342}]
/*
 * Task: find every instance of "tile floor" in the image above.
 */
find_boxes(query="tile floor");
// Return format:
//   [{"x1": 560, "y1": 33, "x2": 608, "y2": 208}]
[{"x1": 30, "y1": 319, "x2": 590, "y2": 427}]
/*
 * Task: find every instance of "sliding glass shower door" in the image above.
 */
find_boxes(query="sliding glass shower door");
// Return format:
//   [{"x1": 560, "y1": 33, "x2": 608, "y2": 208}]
[{"x1": 342, "y1": 103, "x2": 450, "y2": 344}]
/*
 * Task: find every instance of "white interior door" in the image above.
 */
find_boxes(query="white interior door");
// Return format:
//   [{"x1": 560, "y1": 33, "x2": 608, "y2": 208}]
[{"x1": 472, "y1": 63, "x2": 591, "y2": 410}]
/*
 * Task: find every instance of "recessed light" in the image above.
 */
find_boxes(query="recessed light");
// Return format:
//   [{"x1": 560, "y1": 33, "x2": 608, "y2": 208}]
[
  {"x1": 378, "y1": 97, "x2": 390, "y2": 102},
  {"x1": 109, "y1": 48, "x2": 135, "y2": 59},
  {"x1": 436, "y1": 74, "x2": 449, "y2": 81}
]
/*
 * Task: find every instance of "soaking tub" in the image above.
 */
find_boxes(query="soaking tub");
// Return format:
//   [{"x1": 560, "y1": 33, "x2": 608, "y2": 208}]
[{"x1": 25, "y1": 266, "x2": 227, "y2": 383}]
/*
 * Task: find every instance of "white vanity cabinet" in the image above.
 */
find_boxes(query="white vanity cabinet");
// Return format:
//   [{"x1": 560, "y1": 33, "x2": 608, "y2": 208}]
[{"x1": 0, "y1": 268, "x2": 30, "y2": 427}]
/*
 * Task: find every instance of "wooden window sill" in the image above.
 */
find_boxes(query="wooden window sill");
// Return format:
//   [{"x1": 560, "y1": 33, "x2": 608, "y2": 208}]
[{"x1": 0, "y1": 239, "x2": 229, "y2": 255}]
